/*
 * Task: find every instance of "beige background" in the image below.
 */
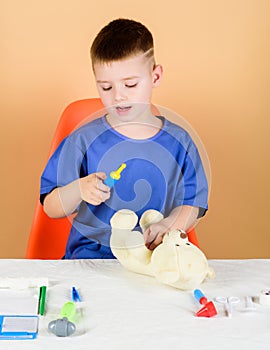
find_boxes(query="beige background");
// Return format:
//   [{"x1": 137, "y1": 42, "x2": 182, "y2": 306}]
[{"x1": 1, "y1": 0, "x2": 269, "y2": 258}]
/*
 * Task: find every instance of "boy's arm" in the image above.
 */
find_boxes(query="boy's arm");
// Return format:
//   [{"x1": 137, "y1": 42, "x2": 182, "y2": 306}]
[
  {"x1": 143, "y1": 205, "x2": 200, "y2": 250},
  {"x1": 43, "y1": 172, "x2": 110, "y2": 218}
]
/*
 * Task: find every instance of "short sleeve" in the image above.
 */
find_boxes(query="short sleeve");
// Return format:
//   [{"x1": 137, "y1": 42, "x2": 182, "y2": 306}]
[
  {"x1": 40, "y1": 137, "x2": 86, "y2": 198},
  {"x1": 174, "y1": 138, "x2": 209, "y2": 212}
]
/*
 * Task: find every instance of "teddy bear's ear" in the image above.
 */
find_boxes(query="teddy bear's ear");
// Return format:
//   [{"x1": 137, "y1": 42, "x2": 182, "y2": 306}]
[{"x1": 151, "y1": 243, "x2": 180, "y2": 284}]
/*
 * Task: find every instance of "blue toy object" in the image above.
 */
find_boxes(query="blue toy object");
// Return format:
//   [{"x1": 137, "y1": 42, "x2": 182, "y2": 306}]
[{"x1": 104, "y1": 163, "x2": 126, "y2": 188}]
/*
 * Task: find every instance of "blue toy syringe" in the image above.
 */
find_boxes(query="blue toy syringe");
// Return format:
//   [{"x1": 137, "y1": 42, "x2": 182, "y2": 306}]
[{"x1": 104, "y1": 163, "x2": 126, "y2": 188}]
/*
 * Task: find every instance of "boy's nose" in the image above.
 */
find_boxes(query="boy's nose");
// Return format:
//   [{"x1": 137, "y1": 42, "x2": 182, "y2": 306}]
[{"x1": 113, "y1": 88, "x2": 127, "y2": 103}]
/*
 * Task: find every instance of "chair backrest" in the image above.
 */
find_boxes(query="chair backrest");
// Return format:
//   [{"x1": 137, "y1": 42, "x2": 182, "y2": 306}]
[
  {"x1": 26, "y1": 98, "x2": 199, "y2": 259},
  {"x1": 26, "y1": 98, "x2": 105, "y2": 259}
]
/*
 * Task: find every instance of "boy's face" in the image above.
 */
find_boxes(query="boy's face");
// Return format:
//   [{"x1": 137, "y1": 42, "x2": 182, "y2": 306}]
[{"x1": 93, "y1": 53, "x2": 162, "y2": 122}]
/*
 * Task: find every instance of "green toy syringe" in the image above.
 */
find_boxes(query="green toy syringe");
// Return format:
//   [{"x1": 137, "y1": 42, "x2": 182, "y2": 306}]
[
  {"x1": 60, "y1": 301, "x2": 77, "y2": 322},
  {"x1": 104, "y1": 163, "x2": 126, "y2": 188}
]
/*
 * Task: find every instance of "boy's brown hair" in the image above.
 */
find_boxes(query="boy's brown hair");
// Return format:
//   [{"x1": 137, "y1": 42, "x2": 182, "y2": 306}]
[{"x1": 90, "y1": 18, "x2": 155, "y2": 66}]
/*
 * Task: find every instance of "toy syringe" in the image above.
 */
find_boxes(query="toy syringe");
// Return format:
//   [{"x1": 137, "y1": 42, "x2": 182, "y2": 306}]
[
  {"x1": 194, "y1": 289, "x2": 217, "y2": 317},
  {"x1": 104, "y1": 163, "x2": 126, "y2": 188}
]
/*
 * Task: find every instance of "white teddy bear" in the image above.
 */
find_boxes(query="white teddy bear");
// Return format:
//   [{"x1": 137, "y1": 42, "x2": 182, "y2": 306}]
[{"x1": 110, "y1": 209, "x2": 215, "y2": 290}]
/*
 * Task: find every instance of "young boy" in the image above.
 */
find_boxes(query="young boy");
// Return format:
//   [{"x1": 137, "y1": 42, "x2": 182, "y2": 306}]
[{"x1": 40, "y1": 18, "x2": 209, "y2": 259}]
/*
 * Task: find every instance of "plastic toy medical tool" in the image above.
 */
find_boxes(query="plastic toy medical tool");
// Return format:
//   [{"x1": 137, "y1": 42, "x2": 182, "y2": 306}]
[
  {"x1": 72, "y1": 286, "x2": 82, "y2": 302},
  {"x1": 104, "y1": 163, "x2": 126, "y2": 188},
  {"x1": 48, "y1": 302, "x2": 76, "y2": 337},
  {"x1": 244, "y1": 296, "x2": 256, "y2": 311},
  {"x1": 214, "y1": 296, "x2": 240, "y2": 317},
  {"x1": 194, "y1": 289, "x2": 217, "y2": 317},
  {"x1": 259, "y1": 289, "x2": 270, "y2": 306}
]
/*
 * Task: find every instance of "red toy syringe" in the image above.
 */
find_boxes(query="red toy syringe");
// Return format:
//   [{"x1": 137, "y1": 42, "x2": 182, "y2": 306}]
[{"x1": 194, "y1": 289, "x2": 217, "y2": 317}]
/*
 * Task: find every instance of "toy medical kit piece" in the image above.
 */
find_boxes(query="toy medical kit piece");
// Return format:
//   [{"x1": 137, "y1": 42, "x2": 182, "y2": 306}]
[
  {"x1": 60, "y1": 301, "x2": 77, "y2": 321},
  {"x1": 0, "y1": 315, "x2": 39, "y2": 340},
  {"x1": 0, "y1": 286, "x2": 40, "y2": 340},
  {"x1": 214, "y1": 296, "x2": 240, "y2": 317},
  {"x1": 48, "y1": 317, "x2": 76, "y2": 337},
  {"x1": 48, "y1": 302, "x2": 77, "y2": 337},
  {"x1": 259, "y1": 289, "x2": 270, "y2": 305},
  {"x1": 104, "y1": 163, "x2": 126, "y2": 188},
  {"x1": 72, "y1": 286, "x2": 82, "y2": 302},
  {"x1": 244, "y1": 296, "x2": 256, "y2": 311},
  {"x1": 0, "y1": 277, "x2": 48, "y2": 290},
  {"x1": 38, "y1": 286, "x2": 47, "y2": 315},
  {"x1": 110, "y1": 209, "x2": 215, "y2": 290},
  {"x1": 194, "y1": 289, "x2": 217, "y2": 317}
]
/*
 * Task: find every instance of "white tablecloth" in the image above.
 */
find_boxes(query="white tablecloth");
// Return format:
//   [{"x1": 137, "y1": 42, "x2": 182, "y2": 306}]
[{"x1": 0, "y1": 259, "x2": 269, "y2": 349}]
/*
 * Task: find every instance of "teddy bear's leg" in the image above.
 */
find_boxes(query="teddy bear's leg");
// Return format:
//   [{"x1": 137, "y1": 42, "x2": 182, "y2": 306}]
[
  {"x1": 110, "y1": 209, "x2": 138, "y2": 230},
  {"x1": 110, "y1": 209, "x2": 155, "y2": 276},
  {"x1": 139, "y1": 209, "x2": 164, "y2": 233},
  {"x1": 110, "y1": 209, "x2": 138, "y2": 261}
]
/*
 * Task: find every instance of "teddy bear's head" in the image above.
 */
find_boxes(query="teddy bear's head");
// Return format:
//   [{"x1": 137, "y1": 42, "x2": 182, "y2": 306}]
[{"x1": 151, "y1": 229, "x2": 215, "y2": 290}]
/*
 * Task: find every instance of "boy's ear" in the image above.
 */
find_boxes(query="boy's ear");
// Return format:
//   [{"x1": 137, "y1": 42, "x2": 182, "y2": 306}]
[{"x1": 152, "y1": 64, "x2": 163, "y2": 87}]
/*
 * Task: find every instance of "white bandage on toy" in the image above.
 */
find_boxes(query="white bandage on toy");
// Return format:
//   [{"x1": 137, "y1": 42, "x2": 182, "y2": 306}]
[{"x1": 110, "y1": 209, "x2": 214, "y2": 290}]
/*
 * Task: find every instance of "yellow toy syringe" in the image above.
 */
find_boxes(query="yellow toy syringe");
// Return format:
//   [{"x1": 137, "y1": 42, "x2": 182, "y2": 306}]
[{"x1": 104, "y1": 163, "x2": 126, "y2": 188}]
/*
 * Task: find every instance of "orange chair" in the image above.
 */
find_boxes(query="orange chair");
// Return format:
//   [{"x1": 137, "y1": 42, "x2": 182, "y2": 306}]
[
  {"x1": 26, "y1": 98, "x2": 105, "y2": 259},
  {"x1": 26, "y1": 98, "x2": 199, "y2": 259}
]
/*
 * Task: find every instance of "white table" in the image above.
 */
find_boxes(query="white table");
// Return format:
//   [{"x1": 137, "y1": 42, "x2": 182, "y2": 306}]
[{"x1": 0, "y1": 259, "x2": 269, "y2": 349}]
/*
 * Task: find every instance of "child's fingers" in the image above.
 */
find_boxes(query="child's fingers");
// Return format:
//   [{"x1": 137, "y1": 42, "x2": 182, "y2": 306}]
[
  {"x1": 95, "y1": 171, "x2": 107, "y2": 180},
  {"x1": 95, "y1": 172, "x2": 110, "y2": 192},
  {"x1": 99, "y1": 190, "x2": 110, "y2": 202},
  {"x1": 96, "y1": 180, "x2": 110, "y2": 193},
  {"x1": 143, "y1": 227, "x2": 150, "y2": 242},
  {"x1": 147, "y1": 236, "x2": 163, "y2": 250},
  {"x1": 144, "y1": 225, "x2": 166, "y2": 250},
  {"x1": 79, "y1": 173, "x2": 110, "y2": 205},
  {"x1": 143, "y1": 228, "x2": 158, "y2": 250},
  {"x1": 90, "y1": 190, "x2": 110, "y2": 205}
]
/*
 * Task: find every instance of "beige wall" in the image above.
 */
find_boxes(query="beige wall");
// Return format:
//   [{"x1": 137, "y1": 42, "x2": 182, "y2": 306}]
[{"x1": 1, "y1": 0, "x2": 269, "y2": 258}]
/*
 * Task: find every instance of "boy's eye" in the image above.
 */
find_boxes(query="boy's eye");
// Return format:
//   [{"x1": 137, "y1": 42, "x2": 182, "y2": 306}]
[
  {"x1": 102, "y1": 86, "x2": 112, "y2": 91},
  {"x1": 126, "y1": 83, "x2": 138, "y2": 88}
]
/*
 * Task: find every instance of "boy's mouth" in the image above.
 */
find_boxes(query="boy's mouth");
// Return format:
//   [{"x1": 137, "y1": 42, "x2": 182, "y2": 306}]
[
  {"x1": 115, "y1": 105, "x2": 132, "y2": 115},
  {"x1": 116, "y1": 106, "x2": 132, "y2": 111}
]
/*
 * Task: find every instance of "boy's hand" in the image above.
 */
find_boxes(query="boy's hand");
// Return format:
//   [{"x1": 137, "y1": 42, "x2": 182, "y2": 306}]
[
  {"x1": 79, "y1": 172, "x2": 110, "y2": 205},
  {"x1": 143, "y1": 219, "x2": 170, "y2": 250}
]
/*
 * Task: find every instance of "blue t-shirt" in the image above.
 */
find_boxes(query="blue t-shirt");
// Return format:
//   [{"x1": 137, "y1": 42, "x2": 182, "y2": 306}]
[{"x1": 40, "y1": 116, "x2": 208, "y2": 259}]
